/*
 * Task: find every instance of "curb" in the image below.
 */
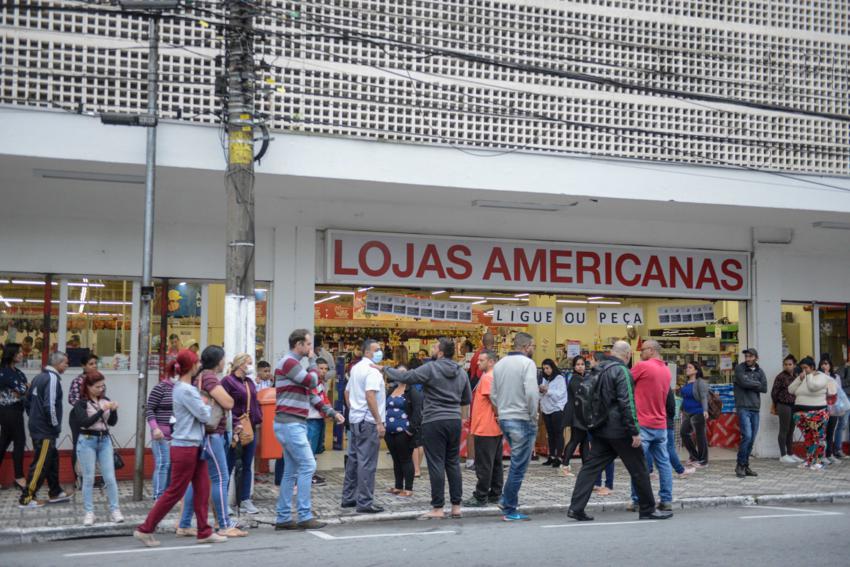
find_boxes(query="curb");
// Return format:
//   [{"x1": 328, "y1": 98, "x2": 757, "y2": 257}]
[{"x1": 3, "y1": 491, "x2": 850, "y2": 546}]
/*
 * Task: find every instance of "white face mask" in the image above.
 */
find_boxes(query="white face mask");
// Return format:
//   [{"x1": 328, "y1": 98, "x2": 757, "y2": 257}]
[{"x1": 246, "y1": 364, "x2": 255, "y2": 376}]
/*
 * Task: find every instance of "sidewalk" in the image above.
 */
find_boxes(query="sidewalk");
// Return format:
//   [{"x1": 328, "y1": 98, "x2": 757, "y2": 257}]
[{"x1": 2, "y1": 457, "x2": 849, "y2": 545}]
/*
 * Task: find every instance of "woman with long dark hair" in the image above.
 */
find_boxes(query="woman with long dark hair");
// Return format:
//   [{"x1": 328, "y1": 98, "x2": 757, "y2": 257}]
[
  {"x1": 561, "y1": 356, "x2": 589, "y2": 476},
  {"x1": 68, "y1": 353, "x2": 101, "y2": 487},
  {"x1": 820, "y1": 358, "x2": 843, "y2": 464},
  {"x1": 134, "y1": 349, "x2": 225, "y2": 547},
  {"x1": 0, "y1": 343, "x2": 28, "y2": 490},
  {"x1": 539, "y1": 359, "x2": 568, "y2": 468},
  {"x1": 771, "y1": 355, "x2": 801, "y2": 464},
  {"x1": 680, "y1": 362, "x2": 710, "y2": 467},
  {"x1": 177, "y1": 345, "x2": 246, "y2": 538},
  {"x1": 72, "y1": 372, "x2": 121, "y2": 525},
  {"x1": 385, "y1": 366, "x2": 424, "y2": 497}
]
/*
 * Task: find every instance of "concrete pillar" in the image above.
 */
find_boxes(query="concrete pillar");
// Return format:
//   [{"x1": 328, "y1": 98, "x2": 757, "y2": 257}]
[
  {"x1": 271, "y1": 225, "x2": 316, "y2": 362},
  {"x1": 750, "y1": 244, "x2": 784, "y2": 458}
]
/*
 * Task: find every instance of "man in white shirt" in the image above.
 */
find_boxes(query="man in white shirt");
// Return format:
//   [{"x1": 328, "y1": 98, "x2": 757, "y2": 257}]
[{"x1": 341, "y1": 339, "x2": 386, "y2": 514}]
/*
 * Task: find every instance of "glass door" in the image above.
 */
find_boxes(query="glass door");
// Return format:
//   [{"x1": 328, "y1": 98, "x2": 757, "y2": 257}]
[{"x1": 816, "y1": 304, "x2": 848, "y2": 368}]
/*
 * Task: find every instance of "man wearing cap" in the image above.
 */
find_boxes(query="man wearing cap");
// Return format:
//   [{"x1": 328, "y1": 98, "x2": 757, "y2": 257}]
[{"x1": 733, "y1": 348, "x2": 767, "y2": 478}]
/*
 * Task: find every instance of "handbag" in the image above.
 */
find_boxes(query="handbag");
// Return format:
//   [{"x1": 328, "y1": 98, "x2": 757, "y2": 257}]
[
  {"x1": 110, "y1": 434, "x2": 125, "y2": 470},
  {"x1": 198, "y1": 374, "x2": 225, "y2": 434},
  {"x1": 826, "y1": 378, "x2": 839, "y2": 408},
  {"x1": 829, "y1": 380, "x2": 850, "y2": 416},
  {"x1": 237, "y1": 380, "x2": 255, "y2": 446}
]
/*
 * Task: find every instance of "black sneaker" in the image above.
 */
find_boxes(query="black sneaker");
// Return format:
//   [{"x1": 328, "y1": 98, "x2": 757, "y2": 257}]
[
  {"x1": 297, "y1": 518, "x2": 327, "y2": 530},
  {"x1": 312, "y1": 475, "x2": 326, "y2": 486},
  {"x1": 356, "y1": 505, "x2": 385, "y2": 514},
  {"x1": 274, "y1": 521, "x2": 298, "y2": 530},
  {"x1": 487, "y1": 494, "x2": 501, "y2": 504},
  {"x1": 735, "y1": 464, "x2": 746, "y2": 478},
  {"x1": 463, "y1": 497, "x2": 487, "y2": 508},
  {"x1": 551, "y1": 458, "x2": 562, "y2": 468},
  {"x1": 541, "y1": 457, "x2": 554, "y2": 466},
  {"x1": 658, "y1": 502, "x2": 674, "y2": 512},
  {"x1": 567, "y1": 509, "x2": 594, "y2": 522},
  {"x1": 340, "y1": 501, "x2": 356, "y2": 508},
  {"x1": 640, "y1": 510, "x2": 673, "y2": 520},
  {"x1": 744, "y1": 466, "x2": 758, "y2": 477}
]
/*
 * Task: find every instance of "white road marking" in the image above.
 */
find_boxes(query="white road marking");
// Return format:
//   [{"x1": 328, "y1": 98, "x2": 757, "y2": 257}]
[
  {"x1": 542, "y1": 520, "x2": 654, "y2": 529},
  {"x1": 64, "y1": 545, "x2": 211, "y2": 557},
  {"x1": 739, "y1": 505, "x2": 843, "y2": 520},
  {"x1": 309, "y1": 529, "x2": 456, "y2": 541}
]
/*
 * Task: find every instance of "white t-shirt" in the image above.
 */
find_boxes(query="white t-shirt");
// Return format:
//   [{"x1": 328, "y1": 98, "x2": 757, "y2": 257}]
[{"x1": 347, "y1": 358, "x2": 386, "y2": 424}]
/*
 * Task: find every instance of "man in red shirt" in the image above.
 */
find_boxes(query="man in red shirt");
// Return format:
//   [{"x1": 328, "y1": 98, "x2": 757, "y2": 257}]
[
  {"x1": 463, "y1": 350, "x2": 502, "y2": 507},
  {"x1": 629, "y1": 340, "x2": 673, "y2": 510}
]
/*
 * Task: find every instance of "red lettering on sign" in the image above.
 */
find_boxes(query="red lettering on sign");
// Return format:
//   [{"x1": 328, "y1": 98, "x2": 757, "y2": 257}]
[
  {"x1": 483, "y1": 248, "x2": 512, "y2": 281},
  {"x1": 392, "y1": 243, "x2": 415, "y2": 278},
  {"x1": 642, "y1": 255, "x2": 668, "y2": 287},
  {"x1": 447, "y1": 245, "x2": 473, "y2": 279},
  {"x1": 615, "y1": 254, "x2": 641, "y2": 286},
  {"x1": 359, "y1": 241, "x2": 391, "y2": 277},
  {"x1": 333, "y1": 240, "x2": 357, "y2": 275},
  {"x1": 696, "y1": 259, "x2": 720, "y2": 289},
  {"x1": 549, "y1": 250, "x2": 573, "y2": 283},
  {"x1": 576, "y1": 251, "x2": 601, "y2": 285},
  {"x1": 720, "y1": 259, "x2": 744, "y2": 291},
  {"x1": 514, "y1": 248, "x2": 547, "y2": 282},
  {"x1": 416, "y1": 244, "x2": 447, "y2": 278},
  {"x1": 669, "y1": 256, "x2": 693, "y2": 289},
  {"x1": 604, "y1": 252, "x2": 613, "y2": 285}
]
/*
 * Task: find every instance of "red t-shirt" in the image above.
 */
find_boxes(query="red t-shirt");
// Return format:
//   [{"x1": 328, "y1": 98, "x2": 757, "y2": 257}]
[
  {"x1": 470, "y1": 371, "x2": 501, "y2": 437},
  {"x1": 630, "y1": 358, "x2": 671, "y2": 430}
]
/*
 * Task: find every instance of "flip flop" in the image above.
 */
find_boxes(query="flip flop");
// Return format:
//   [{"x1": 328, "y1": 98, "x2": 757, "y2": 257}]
[
  {"x1": 417, "y1": 513, "x2": 445, "y2": 521},
  {"x1": 450, "y1": 513, "x2": 463, "y2": 519}
]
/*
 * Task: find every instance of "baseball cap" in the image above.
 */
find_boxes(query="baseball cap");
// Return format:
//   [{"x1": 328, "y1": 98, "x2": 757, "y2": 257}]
[{"x1": 743, "y1": 347, "x2": 759, "y2": 357}]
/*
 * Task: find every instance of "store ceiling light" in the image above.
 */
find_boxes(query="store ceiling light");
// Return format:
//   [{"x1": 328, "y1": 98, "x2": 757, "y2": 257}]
[
  {"x1": 514, "y1": 293, "x2": 530, "y2": 297},
  {"x1": 255, "y1": 288, "x2": 268, "y2": 292},
  {"x1": 472, "y1": 200, "x2": 577, "y2": 212},
  {"x1": 11, "y1": 279, "x2": 46, "y2": 285},
  {"x1": 326, "y1": 290, "x2": 356, "y2": 295},
  {"x1": 485, "y1": 297, "x2": 529, "y2": 301},
  {"x1": 34, "y1": 168, "x2": 145, "y2": 185},
  {"x1": 587, "y1": 296, "x2": 604, "y2": 300},
  {"x1": 450, "y1": 295, "x2": 486, "y2": 300},
  {"x1": 24, "y1": 299, "x2": 45, "y2": 303},
  {"x1": 315, "y1": 290, "x2": 329, "y2": 295},
  {"x1": 589, "y1": 300, "x2": 622, "y2": 305},
  {"x1": 357, "y1": 287, "x2": 374, "y2": 292},
  {"x1": 98, "y1": 300, "x2": 132, "y2": 305},
  {"x1": 556, "y1": 299, "x2": 588, "y2": 304},
  {"x1": 431, "y1": 290, "x2": 447, "y2": 295},
  {"x1": 813, "y1": 221, "x2": 850, "y2": 231},
  {"x1": 67, "y1": 282, "x2": 105, "y2": 288},
  {"x1": 314, "y1": 294, "x2": 340, "y2": 305},
  {"x1": 471, "y1": 300, "x2": 488, "y2": 305}
]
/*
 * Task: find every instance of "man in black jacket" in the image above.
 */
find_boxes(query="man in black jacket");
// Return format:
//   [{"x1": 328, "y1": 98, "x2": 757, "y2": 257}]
[
  {"x1": 19, "y1": 351, "x2": 73, "y2": 508},
  {"x1": 567, "y1": 341, "x2": 672, "y2": 522},
  {"x1": 733, "y1": 348, "x2": 768, "y2": 478}
]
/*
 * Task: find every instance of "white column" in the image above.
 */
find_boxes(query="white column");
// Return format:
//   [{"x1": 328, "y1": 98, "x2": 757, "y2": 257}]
[
  {"x1": 200, "y1": 283, "x2": 209, "y2": 350},
  {"x1": 130, "y1": 281, "x2": 140, "y2": 372},
  {"x1": 751, "y1": 244, "x2": 784, "y2": 458},
  {"x1": 272, "y1": 225, "x2": 317, "y2": 362},
  {"x1": 57, "y1": 279, "x2": 68, "y2": 354}
]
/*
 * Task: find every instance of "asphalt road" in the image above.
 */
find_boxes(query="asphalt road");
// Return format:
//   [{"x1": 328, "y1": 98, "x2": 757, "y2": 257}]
[{"x1": 4, "y1": 502, "x2": 849, "y2": 567}]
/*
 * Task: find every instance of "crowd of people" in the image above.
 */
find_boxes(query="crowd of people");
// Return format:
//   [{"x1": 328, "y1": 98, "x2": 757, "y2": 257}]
[{"x1": 1, "y1": 329, "x2": 849, "y2": 544}]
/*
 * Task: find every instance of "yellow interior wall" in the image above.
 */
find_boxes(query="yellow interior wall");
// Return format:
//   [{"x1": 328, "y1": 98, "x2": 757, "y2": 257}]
[
  {"x1": 781, "y1": 304, "x2": 814, "y2": 359},
  {"x1": 208, "y1": 284, "x2": 225, "y2": 345}
]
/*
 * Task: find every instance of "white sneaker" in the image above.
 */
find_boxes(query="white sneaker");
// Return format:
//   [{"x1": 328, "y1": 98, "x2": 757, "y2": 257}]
[
  {"x1": 240, "y1": 499, "x2": 260, "y2": 515},
  {"x1": 465, "y1": 460, "x2": 475, "y2": 470},
  {"x1": 111, "y1": 509, "x2": 124, "y2": 523},
  {"x1": 83, "y1": 512, "x2": 95, "y2": 526},
  {"x1": 791, "y1": 454, "x2": 804, "y2": 463},
  {"x1": 780, "y1": 455, "x2": 796, "y2": 464},
  {"x1": 811, "y1": 463, "x2": 824, "y2": 470}
]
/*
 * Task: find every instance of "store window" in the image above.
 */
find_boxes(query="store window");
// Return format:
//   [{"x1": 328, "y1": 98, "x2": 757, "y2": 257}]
[
  {"x1": 818, "y1": 304, "x2": 848, "y2": 368},
  {"x1": 65, "y1": 278, "x2": 134, "y2": 369},
  {"x1": 0, "y1": 275, "x2": 58, "y2": 369},
  {"x1": 781, "y1": 303, "x2": 815, "y2": 361},
  {"x1": 150, "y1": 281, "x2": 202, "y2": 373},
  {"x1": 206, "y1": 283, "x2": 270, "y2": 363}
]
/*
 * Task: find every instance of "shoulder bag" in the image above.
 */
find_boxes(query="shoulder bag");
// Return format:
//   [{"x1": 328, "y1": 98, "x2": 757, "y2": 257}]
[
  {"x1": 198, "y1": 373, "x2": 225, "y2": 434},
  {"x1": 237, "y1": 380, "x2": 255, "y2": 446}
]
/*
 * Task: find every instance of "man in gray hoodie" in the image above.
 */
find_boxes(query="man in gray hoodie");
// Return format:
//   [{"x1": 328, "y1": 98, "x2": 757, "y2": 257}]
[
  {"x1": 385, "y1": 338, "x2": 471, "y2": 520},
  {"x1": 491, "y1": 332, "x2": 538, "y2": 521}
]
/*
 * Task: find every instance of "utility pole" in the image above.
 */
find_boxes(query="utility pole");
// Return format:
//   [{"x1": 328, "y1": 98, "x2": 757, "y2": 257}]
[{"x1": 223, "y1": 0, "x2": 256, "y2": 364}]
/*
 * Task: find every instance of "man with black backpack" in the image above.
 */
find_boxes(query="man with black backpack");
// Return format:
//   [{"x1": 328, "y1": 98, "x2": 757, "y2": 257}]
[{"x1": 567, "y1": 341, "x2": 673, "y2": 522}]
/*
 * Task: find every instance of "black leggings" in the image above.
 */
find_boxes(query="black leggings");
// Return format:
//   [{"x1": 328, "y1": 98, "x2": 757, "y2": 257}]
[
  {"x1": 562, "y1": 427, "x2": 589, "y2": 466},
  {"x1": 0, "y1": 405, "x2": 26, "y2": 479},
  {"x1": 385, "y1": 432, "x2": 415, "y2": 491},
  {"x1": 542, "y1": 411, "x2": 565, "y2": 459},
  {"x1": 826, "y1": 416, "x2": 838, "y2": 457},
  {"x1": 776, "y1": 403, "x2": 795, "y2": 457}
]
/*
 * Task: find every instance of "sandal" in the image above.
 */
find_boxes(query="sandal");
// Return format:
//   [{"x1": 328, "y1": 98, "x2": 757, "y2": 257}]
[
  {"x1": 417, "y1": 513, "x2": 445, "y2": 521},
  {"x1": 386, "y1": 487, "x2": 401, "y2": 495}
]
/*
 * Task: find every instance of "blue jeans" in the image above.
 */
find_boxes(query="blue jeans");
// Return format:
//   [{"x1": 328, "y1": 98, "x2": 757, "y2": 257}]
[
  {"x1": 499, "y1": 419, "x2": 536, "y2": 516},
  {"x1": 227, "y1": 438, "x2": 257, "y2": 502},
  {"x1": 151, "y1": 438, "x2": 171, "y2": 500},
  {"x1": 737, "y1": 409, "x2": 760, "y2": 466},
  {"x1": 631, "y1": 427, "x2": 673, "y2": 504},
  {"x1": 647, "y1": 429, "x2": 685, "y2": 474},
  {"x1": 76, "y1": 434, "x2": 119, "y2": 513},
  {"x1": 180, "y1": 433, "x2": 233, "y2": 529},
  {"x1": 835, "y1": 414, "x2": 849, "y2": 455},
  {"x1": 594, "y1": 462, "x2": 615, "y2": 489},
  {"x1": 275, "y1": 421, "x2": 316, "y2": 523},
  {"x1": 307, "y1": 419, "x2": 323, "y2": 455}
]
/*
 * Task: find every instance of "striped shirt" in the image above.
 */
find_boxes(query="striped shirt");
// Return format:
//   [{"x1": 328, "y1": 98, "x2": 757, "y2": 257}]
[
  {"x1": 145, "y1": 379, "x2": 175, "y2": 439},
  {"x1": 274, "y1": 352, "x2": 336, "y2": 424}
]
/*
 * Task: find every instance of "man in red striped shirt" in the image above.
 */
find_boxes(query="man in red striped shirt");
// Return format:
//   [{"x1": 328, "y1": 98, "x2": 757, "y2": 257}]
[{"x1": 273, "y1": 329, "x2": 345, "y2": 531}]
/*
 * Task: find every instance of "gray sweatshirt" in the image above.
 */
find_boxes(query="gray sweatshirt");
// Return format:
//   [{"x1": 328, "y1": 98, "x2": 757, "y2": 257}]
[
  {"x1": 386, "y1": 358, "x2": 471, "y2": 424},
  {"x1": 171, "y1": 380, "x2": 211, "y2": 447},
  {"x1": 492, "y1": 352, "x2": 539, "y2": 423}
]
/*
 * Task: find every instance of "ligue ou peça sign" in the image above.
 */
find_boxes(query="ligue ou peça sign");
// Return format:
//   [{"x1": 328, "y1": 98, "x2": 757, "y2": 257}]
[{"x1": 325, "y1": 230, "x2": 750, "y2": 299}]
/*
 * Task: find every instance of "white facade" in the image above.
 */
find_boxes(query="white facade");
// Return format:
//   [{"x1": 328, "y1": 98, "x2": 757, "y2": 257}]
[{"x1": 2, "y1": 107, "x2": 850, "y2": 457}]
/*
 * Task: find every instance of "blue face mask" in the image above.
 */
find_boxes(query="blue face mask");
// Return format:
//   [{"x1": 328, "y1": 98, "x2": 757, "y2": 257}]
[{"x1": 373, "y1": 350, "x2": 384, "y2": 364}]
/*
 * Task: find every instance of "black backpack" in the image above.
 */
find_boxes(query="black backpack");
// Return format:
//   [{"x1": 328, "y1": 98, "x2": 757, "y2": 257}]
[{"x1": 574, "y1": 360, "x2": 619, "y2": 430}]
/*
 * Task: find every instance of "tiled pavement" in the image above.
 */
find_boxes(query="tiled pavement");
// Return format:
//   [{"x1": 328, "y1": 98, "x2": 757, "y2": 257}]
[{"x1": 2, "y1": 457, "x2": 849, "y2": 544}]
